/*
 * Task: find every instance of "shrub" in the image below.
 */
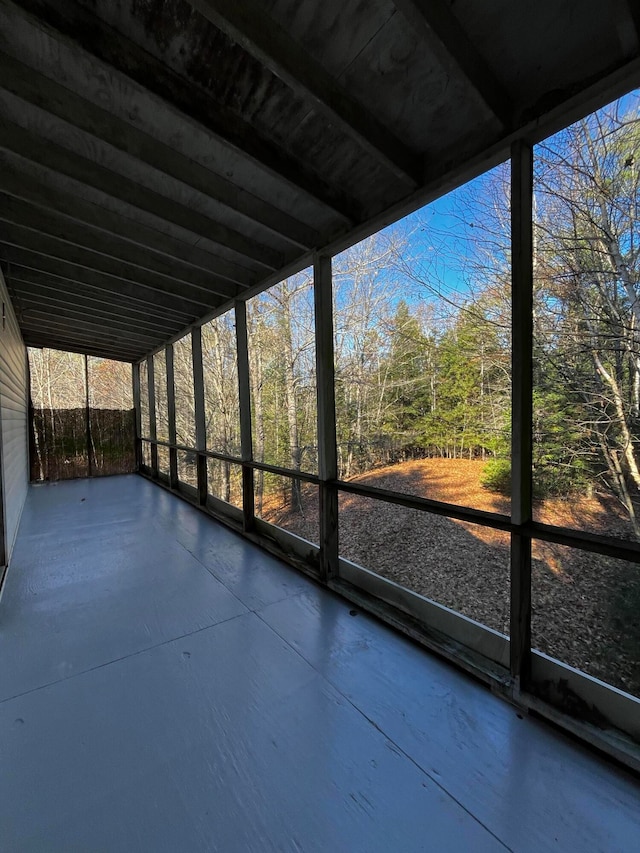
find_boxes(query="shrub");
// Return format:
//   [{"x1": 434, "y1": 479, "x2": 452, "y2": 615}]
[
  {"x1": 481, "y1": 457, "x2": 592, "y2": 500},
  {"x1": 532, "y1": 463, "x2": 590, "y2": 500},
  {"x1": 480, "y1": 458, "x2": 511, "y2": 494}
]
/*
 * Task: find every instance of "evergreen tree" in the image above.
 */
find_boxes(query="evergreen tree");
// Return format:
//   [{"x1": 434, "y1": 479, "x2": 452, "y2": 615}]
[{"x1": 381, "y1": 300, "x2": 433, "y2": 452}]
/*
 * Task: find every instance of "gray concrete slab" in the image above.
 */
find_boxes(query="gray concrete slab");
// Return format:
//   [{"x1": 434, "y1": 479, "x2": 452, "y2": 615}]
[{"x1": 1, "y1": 475, "x2": 639, "y2": 852}]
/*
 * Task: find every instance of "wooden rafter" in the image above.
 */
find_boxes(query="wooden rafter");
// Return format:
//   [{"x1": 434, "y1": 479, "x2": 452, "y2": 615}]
[
  {"x1": 394, "y1": 0, "x2": 513, "y2": 129},
  {"x1": 0, "y1": 50, "x2": 319, "y2": 252},
  {"x1": 0, "y1": 119, "x2": 282, "y2": 272},
  {"x1": 0, "y1": 164, "x2": 258, "y2": 286},
  {"x1": 0, "y1": 247, "x2": 213, "y2": 316},
  {"x1": 0, "y1": 196, "x2": 245, "y2": 299},
  {"x1": 6, "y1": 269, "x2": 194, "y2": 324},
  {"x1": 0, "y1": 224, "x2": 237, "y2": 304},
  {"x1": 10, "y1": 0, "x2": 361, "y2": 222},
  {"x1": 187, "y1": 0, "x2": 423, "y2": 186}
]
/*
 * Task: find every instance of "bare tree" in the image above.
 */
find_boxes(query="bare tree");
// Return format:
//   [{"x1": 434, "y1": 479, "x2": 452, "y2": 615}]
[
  {"x1": 534, "y1": 94, "x2": 640, "y2": 532},
  {"x1": 247, "y1": 270, "x2": 316, "y2": 511},
  {"x1": 202, "y1": 311, "x2": 241, "y2": 502}
]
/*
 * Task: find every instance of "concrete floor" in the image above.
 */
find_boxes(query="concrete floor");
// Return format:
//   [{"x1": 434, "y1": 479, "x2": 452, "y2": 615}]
[{"x1": 0, "y1": 476, "x2": 639, "y2": 852}]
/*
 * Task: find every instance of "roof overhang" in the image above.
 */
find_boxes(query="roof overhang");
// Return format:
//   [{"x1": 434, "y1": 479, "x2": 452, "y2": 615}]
[{"x1": 1, "y1": 0, "x2": 639, "y2": 360}]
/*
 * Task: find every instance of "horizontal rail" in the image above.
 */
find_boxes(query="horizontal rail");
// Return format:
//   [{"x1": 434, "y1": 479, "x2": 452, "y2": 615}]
[
  {"x1": 249, "y1": 459, "x2": 321, "y2": 484},
  {"x1": 141, "y1": 438, "x2": 640, "y2": 564},
  {"x1": 339, "y1": 478, "x2": 640, "y2": 564},
  {"x1": 140, "y1": 437, "x2": 322, "y2": 484},
  {"x1": 336, "y1": 478, "x2": 511, "y2": 530},
  {"x1": 144, "y1": 437, "x2": 239, "y2": 462},
  {"x1": 526, "y1": 520, "x2": 640, "y2": 562}
]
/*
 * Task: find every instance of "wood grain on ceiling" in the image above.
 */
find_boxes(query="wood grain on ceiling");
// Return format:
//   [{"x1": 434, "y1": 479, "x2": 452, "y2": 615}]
[{"x1": 0, "y1": 0, "x2": 637, "y2": 360}]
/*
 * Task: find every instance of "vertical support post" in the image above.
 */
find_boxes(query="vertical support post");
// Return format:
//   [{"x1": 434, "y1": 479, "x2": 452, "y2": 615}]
[
  {"x1": 510, "y1": 140, "x2": 534, "y2": 685},
  {"x1": 132, "y1": 361, "x2": 142, "y2": 471},
  {"x1": 166, "y1": 344, "x2": 179, "y2": 490},
  {"x1": 314, "y1": 253, "x2": 339, "y2": 582},
  {"x1": 147, "y1": 354, "x2": 158, "y2": 477},
  {"x1": 235, "y1": 300, "x2": 255, "y2": 532},
  {"x1": 84, "y1": 354, "x2": 93, "y2": 477},
  {"x1": 192, "y1": 326, "x2": 207, "y2": 505}
]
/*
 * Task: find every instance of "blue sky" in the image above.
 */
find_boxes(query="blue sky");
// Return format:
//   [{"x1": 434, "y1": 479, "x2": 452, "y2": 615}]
[
  {"x1": 333, "y1": 159, "x2": 510, "y2": 327},
  {"x1": 332, "y1": 87, "x2": 639, "y2": 326}
]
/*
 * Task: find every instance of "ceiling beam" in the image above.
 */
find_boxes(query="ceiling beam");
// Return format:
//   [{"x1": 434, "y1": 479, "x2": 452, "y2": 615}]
[
  {"x1": 11, "y1": 290, "x2": 180, "y2": 337},
  {"x1": 22, "y1": 322, "x2": 163, "y2": 360},
  {"x1": 0, "y1": 194, "x2": 243, "y2": 298},
  {"x1": 18, "y1": 313, "x2": 161, "y2": 349},
  {"x1": 11, "y1": 0, "x2": 360, "y2": 222},
  {"x1": 0, "y1": 162, "x2": 258, "y2": 286},
  {"x1": 0, "y1": 249, "x2": 213, "y2": 318},
  {"x1": 22, "y1": 331, "x2": 140, "y2": 362},
  {"x1": 393, "y1": 0, "x2": 513, "y2": 128},
  {"x1": 0, "y1": 50, "x2": 319, "y2": 252},
  {"x1": 0, "y1": 118, "x2": 282, "y2": 272},
  {"x1": 19, "y1": 320, "x2": 159, "y2": 357},
  {"x1": 6, "y1": 269, "x2": 194, "y2": 325},
  {"x1": 187, "y1": 0, "x2": 422, "y2": 186},
  {"x1": 0, "y1": 225, "x2": 234, "y2": 306}
]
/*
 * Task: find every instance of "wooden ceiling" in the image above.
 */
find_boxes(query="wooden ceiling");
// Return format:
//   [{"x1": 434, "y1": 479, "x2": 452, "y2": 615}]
[{"x1": 0, "y1": 0, "x2": 638, "y2": 361}]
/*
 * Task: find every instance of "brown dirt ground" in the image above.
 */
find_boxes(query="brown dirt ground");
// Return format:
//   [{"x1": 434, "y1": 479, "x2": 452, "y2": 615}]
[{"x1": 261, "y1": 458, "x2": 640, "y2": 698}]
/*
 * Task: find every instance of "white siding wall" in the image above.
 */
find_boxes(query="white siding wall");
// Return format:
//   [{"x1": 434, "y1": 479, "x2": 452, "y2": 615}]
[{"x1": 0, "y1": 269, "x2": 28, "y2": 565}]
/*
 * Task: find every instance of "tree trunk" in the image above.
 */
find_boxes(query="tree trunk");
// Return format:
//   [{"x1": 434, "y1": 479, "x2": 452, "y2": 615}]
[
  {"x1": 248, "y1": 311, "x2": 265, "y2": 514},
  {"x1": 280, "y1": 284, "x2": 303, "y2": 511}
]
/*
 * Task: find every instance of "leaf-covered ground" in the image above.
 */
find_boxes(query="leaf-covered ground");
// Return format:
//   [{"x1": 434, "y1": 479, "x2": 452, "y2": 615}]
[{"x1": 261, "y1": 458, "x2": 640, "y2": 699}]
